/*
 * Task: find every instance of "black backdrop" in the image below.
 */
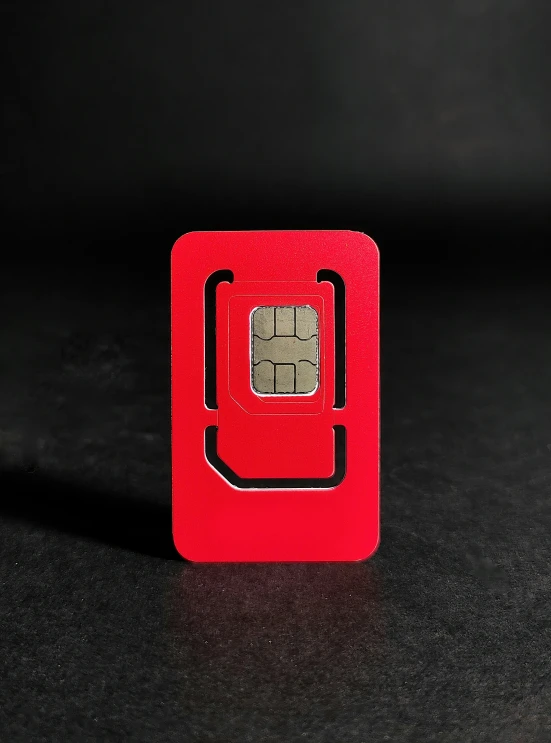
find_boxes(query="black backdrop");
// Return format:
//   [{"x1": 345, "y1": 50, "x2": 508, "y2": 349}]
[
  {"x1": 3, "y1": 0, "x2": 551, "y2": 273},
  {"x1": 2, "y1": 2, "x2": 551, "y2": 741}
]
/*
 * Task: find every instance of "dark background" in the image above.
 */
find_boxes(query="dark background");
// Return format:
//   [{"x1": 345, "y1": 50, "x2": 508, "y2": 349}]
[{"x1": 2, "y1": 1, "x2": 551, "y2": 741}]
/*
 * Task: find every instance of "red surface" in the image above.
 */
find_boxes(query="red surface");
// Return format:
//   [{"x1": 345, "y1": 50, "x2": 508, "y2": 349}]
[{"x1": 171, "y1": 230, "x2": 379, "y2": 562}]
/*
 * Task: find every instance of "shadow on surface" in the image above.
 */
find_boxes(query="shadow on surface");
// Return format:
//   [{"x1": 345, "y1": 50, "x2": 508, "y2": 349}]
[
  {"x1": 0, "y1": 469, "x2": 178, "y2": 560},
  {"x1": 167, "y1": 559, "x2": 384, "y2": 711}
]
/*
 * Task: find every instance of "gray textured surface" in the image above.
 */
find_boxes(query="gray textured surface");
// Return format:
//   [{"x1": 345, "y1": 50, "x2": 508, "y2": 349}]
[{"x1": 1, "y1": 274, "x2": 551, "y2": 741}]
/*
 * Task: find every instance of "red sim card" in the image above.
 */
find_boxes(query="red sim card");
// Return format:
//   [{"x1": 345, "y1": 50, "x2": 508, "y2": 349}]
[{"x1": 171, "y1": 230, "x2": 379, "y2": 562}]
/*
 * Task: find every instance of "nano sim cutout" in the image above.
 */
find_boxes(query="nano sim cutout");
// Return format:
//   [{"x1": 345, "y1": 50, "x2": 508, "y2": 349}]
[{"x1": 251, "y1": 306, "x2": 318, "y2": 394}]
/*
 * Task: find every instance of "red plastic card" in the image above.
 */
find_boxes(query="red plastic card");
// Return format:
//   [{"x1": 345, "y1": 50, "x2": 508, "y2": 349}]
[{"x1": 171, "y1": 230, "x2": 379, "y2": 562}]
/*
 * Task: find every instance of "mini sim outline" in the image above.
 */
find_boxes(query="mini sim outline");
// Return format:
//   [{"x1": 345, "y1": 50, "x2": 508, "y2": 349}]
[{"x1": 171, "y1": 230, "x2": 379, "y2": 562}]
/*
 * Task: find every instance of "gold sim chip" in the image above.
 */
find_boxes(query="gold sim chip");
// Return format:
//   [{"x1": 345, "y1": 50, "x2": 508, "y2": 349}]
[{"x1": 251, "y1": 306, "x2": 319, "y2": 395}]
